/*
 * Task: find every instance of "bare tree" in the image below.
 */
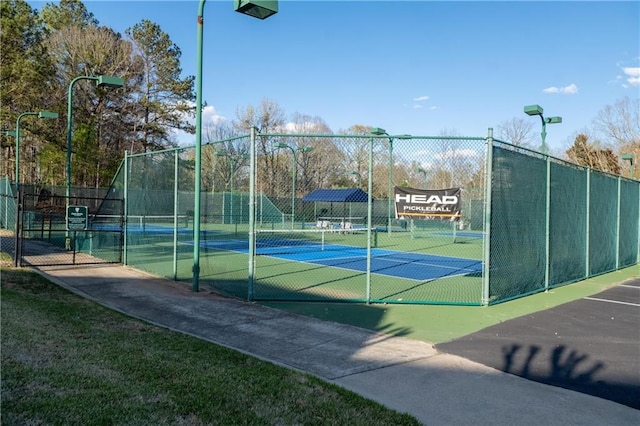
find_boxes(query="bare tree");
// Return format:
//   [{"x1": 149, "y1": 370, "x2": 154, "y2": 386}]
[
  {"x1": 43, "y1": 25, "x2": 137, "y2": 186},
  {"x1": 592, "y1": 97, "x2": 640, "y2": 177},
  {"x1": 593, "y1": 97, "x2": 640, "y2": 149},
  {"x1": 495, "y1": 117, "x2": 535, "y2": 147},
  {"x1": 233, "y1": 98, "x2": 286, "y2": 195}
]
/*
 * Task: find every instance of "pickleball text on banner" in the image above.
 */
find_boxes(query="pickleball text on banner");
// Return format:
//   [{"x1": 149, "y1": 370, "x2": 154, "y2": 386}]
[{"x1": 394, "y1": 186, "x2": 462, "y2": 221}]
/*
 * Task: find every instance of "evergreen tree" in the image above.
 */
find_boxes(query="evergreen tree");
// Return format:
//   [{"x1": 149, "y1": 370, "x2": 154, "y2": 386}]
[{"x1": 126, "y1": 20, "x2": 195, "y2": 152}]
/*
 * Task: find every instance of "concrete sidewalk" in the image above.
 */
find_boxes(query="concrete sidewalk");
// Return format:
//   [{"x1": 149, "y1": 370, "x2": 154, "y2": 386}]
[{"x1": 30, "y1": 263, "x2": 640, "y2": 425}]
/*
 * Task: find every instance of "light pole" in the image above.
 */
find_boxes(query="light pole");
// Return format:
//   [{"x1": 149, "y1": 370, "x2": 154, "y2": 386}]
[
  {"x1": 370, "y1": 127, "x2": 390, "y2": 234},
  {"x1": 370, "y1": 127, "x2": 411, "y2": 234},
  {"x1": 276, "y1": 142, "x2": 314, "y2": 227},
  {"x1": 65, "y1": 75, "x2": 123, "y2": 250},
  {"x1": 416, "y1": 167, "x2": 427, "y2": 188},
  {"x1": 193, "y1": 0, "x2": 278, "y2": 292},
  {"x1": 524, "y1": 104, "x2": 562, "y2": 154},
  {"x1": 622, "y1": 153, "x2": 634, "y2": 179},
  {"x1": 66, "y1": 75, "x2": 123, "y2": 200},
  {"x1": 14, "y1": 111, "x2": 58, "y2": 187},
  {"x1": 349, "y1": 170, "x2": 362, "y2": 188},
  {"x1": 215, "y1": 151, "x2": 249, "y2": 224}
]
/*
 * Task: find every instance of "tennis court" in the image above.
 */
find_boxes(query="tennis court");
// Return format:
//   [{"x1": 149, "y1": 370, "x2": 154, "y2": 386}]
[{"x1": 198, "y1": 228, "x2": 482, "y2": 281}]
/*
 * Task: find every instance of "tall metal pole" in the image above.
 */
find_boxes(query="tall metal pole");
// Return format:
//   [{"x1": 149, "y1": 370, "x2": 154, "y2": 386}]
[
  {"x1": 67, "y1": 76, "x2": 98, "y2": 202},
  {"x1": 540, "y1": 116, "x2": 548, "y2": 154},
  {"x1": 248, "y1": 127, "x2": 257, "y2": 301},
  {"x1": 66, "y1": 76, "x2": 97, "y2": 250},
  {"x1": 15, "y1": 111, "x2": 58, "y2": 189},
  {"x1": 193, "y1": 0, "x2": 207, "y2": 292},
  {"x1": 387, "y1": 139, "x2": 393, "y2": 234},
  {"x1": 366, "y1": 135, "x2": 373, "y2": 303},
  {"x1": 229, "y1": 158, "x2": 234, "y2": 226},
  {"x1": 15, "y1": 112, "x2": 35, "y2": 187}
]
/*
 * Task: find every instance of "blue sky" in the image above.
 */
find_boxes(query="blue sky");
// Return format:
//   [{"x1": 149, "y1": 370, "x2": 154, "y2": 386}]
[{"x1": 29, "y1": 1, "x2": 640, "y2": 152}]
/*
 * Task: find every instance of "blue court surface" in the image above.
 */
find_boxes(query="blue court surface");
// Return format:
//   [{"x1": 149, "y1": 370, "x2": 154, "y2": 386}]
[{"x1": 199, "y1": 238, "x2": 482, "y2": 281}]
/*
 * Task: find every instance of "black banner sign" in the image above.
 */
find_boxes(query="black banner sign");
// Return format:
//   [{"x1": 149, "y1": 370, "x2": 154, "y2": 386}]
[{"x1": 394, "y1": 186, "x2": 462, "y2": 221}]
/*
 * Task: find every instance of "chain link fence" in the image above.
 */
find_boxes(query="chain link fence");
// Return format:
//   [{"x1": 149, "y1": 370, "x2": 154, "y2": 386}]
[{"x1": 5, "y1": 130, "x2": 637, "y2": 306}]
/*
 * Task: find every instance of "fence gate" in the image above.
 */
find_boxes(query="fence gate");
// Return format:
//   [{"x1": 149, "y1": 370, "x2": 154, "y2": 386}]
[{"x1": 17, "y1": 192, "x2": 124, "y2": 267}]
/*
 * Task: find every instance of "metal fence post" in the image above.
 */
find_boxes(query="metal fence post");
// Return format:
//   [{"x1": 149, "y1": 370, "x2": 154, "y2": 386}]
[
  {"x1": 615, "y1": 176, "x2": 621, "y2": 268},
  {"x1": 173, "y1": 149, "x2": 179, "y2": 280},
  {"x1": 585, "y1": 168, "x2": 590, "y2": 277},
  {"x1": 248, "y1": 127, "x2": 257, "y2": 301},
  {"x1": 481, "y1": 128, "x2": 493, "y2": 306},
  {"x1": 123, "y1": 151, "x2": 129, "y2": 265},
  {"x1": 544, "y1": 155, "x2": 551, "y2": 291},
  {"x1": 366, "y1": 135, "x2": 373, "y2": 304}
]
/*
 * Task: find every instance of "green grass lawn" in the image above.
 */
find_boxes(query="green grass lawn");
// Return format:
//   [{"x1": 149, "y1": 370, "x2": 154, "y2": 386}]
[{"x1": 1, "y1": 266, "x2": 420, "y2": 426}]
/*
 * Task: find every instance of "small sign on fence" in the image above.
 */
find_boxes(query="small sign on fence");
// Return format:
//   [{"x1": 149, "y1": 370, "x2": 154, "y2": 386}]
[{"x1": 67, "y1": 205, "x2": 88, "y2": 231}]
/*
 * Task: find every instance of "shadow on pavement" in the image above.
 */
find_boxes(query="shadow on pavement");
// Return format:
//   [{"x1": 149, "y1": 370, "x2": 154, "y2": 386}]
[{"x1": 437, "y1": 282, "x2": 640, "y2": 409}]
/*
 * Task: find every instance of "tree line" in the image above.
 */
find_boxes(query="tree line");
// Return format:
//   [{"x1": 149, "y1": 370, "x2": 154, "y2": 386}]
[
  {"x1": 2, "y1": 0, "x2": 194, "y2": 188},
  {"x1": 2, "y1": 0, "x2": 638, "y2": 197}
]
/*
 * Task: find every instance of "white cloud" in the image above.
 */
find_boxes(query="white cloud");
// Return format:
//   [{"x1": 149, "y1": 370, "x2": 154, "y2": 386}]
[
  {"x1": 542, "y1": 83, "x2": 578, "y2": 94},
  {"x1": 429, "y1": 106, "x2": 439, "y2": 110},
  {"x1": 622, "y1": 67, "x2": 640, "y2": 77},
  {"x1": 413, "y1": 95, "x2": 429, "y2": 102},
  {"x1": 413, "y1": 104, "x2": 424, "y2": 109},
  {"x1": 627, "y1": 77, "x2": 640, "y2": 86},
  {"x1": 622, "y1": 67, "x2": 640, "y2": 86},
  {"x1": 202, "y1": 105, "x2": 226, "y2": 127},
  {"x1": 171, "y1": 104, "x2": 227, "y2": 146}
]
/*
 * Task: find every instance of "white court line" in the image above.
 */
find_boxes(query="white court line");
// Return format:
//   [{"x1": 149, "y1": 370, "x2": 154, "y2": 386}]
[
  {"x1": 619, "y1": 284, "x2": 640, "y2": 289},
  {"x1": 584, "y1": 297, "x2": 640, "y2": 307}
]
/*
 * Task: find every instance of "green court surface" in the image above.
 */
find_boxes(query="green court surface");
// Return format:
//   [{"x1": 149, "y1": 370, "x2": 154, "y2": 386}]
[{"x1": 261, "y1": 264, "x2": 640, "y2": 344}]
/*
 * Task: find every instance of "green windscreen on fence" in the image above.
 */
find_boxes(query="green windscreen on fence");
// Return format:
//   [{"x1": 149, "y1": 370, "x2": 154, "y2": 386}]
[
  {"x1": 589, "y1": 171, "x2": 619, "y2": 276},
  {"x1": 489, "y1": 146, "x2": 546, "y2": 303},
  {"x1": 0, "y1": 177, "x2": 16, "y2": 230},
  {"x1": 619, "y1": 179, "x2": 639, "y2": 268},
  {"x1": 549, "y1": 162, "x2": 588, "y2": 285},
  {"x1": 79, "y1": 134, "x2": 638, "y2": 306}
]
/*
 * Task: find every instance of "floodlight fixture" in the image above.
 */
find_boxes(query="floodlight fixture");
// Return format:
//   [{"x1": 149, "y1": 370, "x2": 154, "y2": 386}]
[
  {"x1": 524, "y1": 104, "x2": 544, "y2": 116},
  {"x1": 622, "y1": 153, "x2": 634, "y2": 178},
  {"x1": 96, "y1": 75, "x2": 125, "y2": 88},
  {"x1": 621, "y1": 153, "x2": 634, "y2": 164},
  {"x1": 38, "y1": 111, "x2": 59, "y2": 119},
  {"x1": 370, "y1": 127, "x2": 388, "y2": 136},
  {"x1": 523, "y1": 104, "x2": 562, "y2": 154},
  {"x1": 234, "y1": 0, "x2": 278, "y2": 19}
]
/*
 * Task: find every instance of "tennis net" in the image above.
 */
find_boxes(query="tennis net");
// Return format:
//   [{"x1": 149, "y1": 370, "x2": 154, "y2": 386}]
[
  {"x1": 254, "y1": 227, "x2": 377, "y2": 256},
  {"x1": 91, "y1": 214, "x2": 189, "y2": 232}
]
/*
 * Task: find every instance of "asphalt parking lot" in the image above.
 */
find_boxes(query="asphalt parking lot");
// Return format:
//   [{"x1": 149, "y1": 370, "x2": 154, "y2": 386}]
[{"x1": 436, "y1": 279, "x2": 640, "y2": 409}]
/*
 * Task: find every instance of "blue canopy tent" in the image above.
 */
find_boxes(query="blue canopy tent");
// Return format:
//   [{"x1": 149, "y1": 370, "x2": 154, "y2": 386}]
[{"x1": 302, "y1": 188, "x2": 372, "y2": 229}]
